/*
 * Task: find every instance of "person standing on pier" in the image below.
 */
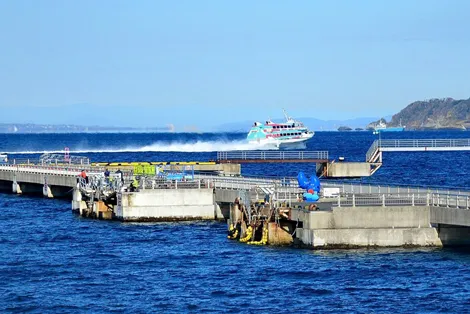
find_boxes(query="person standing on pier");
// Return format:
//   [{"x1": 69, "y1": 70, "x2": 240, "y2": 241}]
[
  {"x1": 80, "y1": 169, "x2": 89, "y2": 184},
  {"x1": 104, "y1": 168, "x2": 110, "y2": 183},
  {"x1": 115, "y1": 169, "x2": 124, "y2": 184}
]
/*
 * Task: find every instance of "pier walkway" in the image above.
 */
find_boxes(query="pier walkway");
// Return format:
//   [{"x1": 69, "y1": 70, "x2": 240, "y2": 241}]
[
  {"x1": 1, "y1": 161, "x2": 470, "y2": 227},
  {"x1": 217, "y1": 150, "x2": 329, "y2": 163},
  {"x1": 366, "y1": 138, "x2": 470, "y2": 163},
  {"x1": 202, "y1": 174, "x2": 470, "y2": 227}
]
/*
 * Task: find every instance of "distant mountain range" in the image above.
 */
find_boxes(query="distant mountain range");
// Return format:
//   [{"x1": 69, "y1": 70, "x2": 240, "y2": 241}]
[
  {"x1": 0, "y1": 123, "x2": 173, "y2": 133},
  {"x1": 3, "y1": 97, "x2": 467, "y2": 133}
]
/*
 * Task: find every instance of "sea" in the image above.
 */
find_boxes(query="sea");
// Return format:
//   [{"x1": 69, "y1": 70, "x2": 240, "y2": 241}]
[{"x1": 1, "y1": 131, "x2": 470, "y2": 313}]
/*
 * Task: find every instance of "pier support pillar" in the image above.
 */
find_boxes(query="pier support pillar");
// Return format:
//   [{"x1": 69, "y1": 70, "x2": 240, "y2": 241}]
[
  {"x1": 230, "y1": 203, "x2": 243, "y2": 223},
  {"x1": 268, "y1": 222, "x2": 294, "y2": 246},
  {"x1": 72, "y1": 187, "x2": 87, "y2": 214},
  {"x1": 43, "y1": 184, "x2": 53, "y2": 198},
  {"x1": 12, "y1": 176, "x2": 22, "y2": 194}
]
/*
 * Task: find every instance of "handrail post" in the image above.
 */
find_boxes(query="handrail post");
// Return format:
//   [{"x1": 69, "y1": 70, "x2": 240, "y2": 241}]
[
  {"x1": 446, "y1": 194, "x2": 449, "y2": 208},
  {"x1": 352, "y1": 194, "x2": 356, "y2": 207},
  {"x1": 337, "y1": 194, "x2": 341, "y2": 207},
  {"x1": 382, "y1": 194, "x2": 385, "y2": 207},
  {"x1": 412, "y1": 194, "x2": 415, "y2": 206},
  {"x1": 426, "y1": 193, "x2": 430, "y2": 206}
]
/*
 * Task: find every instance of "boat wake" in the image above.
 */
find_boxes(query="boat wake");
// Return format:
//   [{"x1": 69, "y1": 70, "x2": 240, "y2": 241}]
[{"x1": 5, "y1": 140, "x2": 279, "y2": 154}]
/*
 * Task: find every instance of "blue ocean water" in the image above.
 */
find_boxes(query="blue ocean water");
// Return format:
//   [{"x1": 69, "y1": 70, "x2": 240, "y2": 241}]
[{"x1": 1, "y1": 131, "x2": 470, "y2": 313}]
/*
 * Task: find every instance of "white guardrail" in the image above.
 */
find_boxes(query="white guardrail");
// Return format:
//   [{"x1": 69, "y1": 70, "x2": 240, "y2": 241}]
[
  {"x1": 378, "y1": 139, "x2": 470, "y2": 148},
  {"x1": 217, "y1": 150, "x2": 329, "y2": 160},
  {"x1": 195, "y1": 175, "x2": 470, "y2": 210},
  {"x1": 0, "y1": 164, "x2": 83, "y2": 176},
  {"x1": 336, "y1": 193, "x2": 470, "y2": 209},
  {"x1": 366, "y1": 139, "x2": 470, "y2": 161},
  {"x1": 195, "y1": 175, "x2": 470, "y2": 196},
  {"x1": 1, "y1": 165, "x2": 469, "y2": 210}
]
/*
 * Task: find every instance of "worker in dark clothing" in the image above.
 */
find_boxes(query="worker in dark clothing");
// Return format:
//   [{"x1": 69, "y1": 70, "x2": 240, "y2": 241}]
[
  {"x1": 104, "y1": 168, "x2": 110, "y2": 183},
  {"x1": 115, "y1": 169, "x2": 124, "y2": 184}
]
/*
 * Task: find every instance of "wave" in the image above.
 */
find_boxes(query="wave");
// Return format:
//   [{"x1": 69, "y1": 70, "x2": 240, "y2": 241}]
[{"x1": 4, "y1": 140, "x2": 278, "y2": 154}]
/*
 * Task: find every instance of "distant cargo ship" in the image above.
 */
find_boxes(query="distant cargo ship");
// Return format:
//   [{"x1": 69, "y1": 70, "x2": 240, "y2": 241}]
[
  {"x1": 373, "y1": 120, "x2": 405, "y2": 133},
  {"x1": 247, "y1": 110, "x2": 314, "y2": 149}
]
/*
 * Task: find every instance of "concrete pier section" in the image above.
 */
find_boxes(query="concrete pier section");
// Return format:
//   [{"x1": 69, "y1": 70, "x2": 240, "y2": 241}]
[
  {"x1": 115, "y1": 189, "x2": 223, "y2": 222},
  {"x1": 3, "y1": 161, "x2": 470, "y2": 249},
  {"x1": 0, "y1": 164, "x2": 78, "y2": 198},
  {"x1": 71, "y1": 180, "x2": 228, "y2": 222},
  {"x1": 291, "y1": 206, "x2": 442, "y2": 248}
]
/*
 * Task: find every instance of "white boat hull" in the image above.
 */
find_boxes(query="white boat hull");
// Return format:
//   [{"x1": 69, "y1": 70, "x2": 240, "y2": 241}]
[{"x1": 248, "y1": 133, "x2": 313, "y2": 149}]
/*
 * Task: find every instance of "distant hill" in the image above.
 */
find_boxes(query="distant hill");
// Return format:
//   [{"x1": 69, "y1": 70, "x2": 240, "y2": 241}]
[{"x1": 368, "y1": 98, "x2": 470, "y2": 130}]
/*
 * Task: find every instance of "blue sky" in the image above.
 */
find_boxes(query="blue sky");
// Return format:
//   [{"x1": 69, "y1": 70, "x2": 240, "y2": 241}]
[{"x1": 0, "y1": 0, "x2": 469, "y2": 130}]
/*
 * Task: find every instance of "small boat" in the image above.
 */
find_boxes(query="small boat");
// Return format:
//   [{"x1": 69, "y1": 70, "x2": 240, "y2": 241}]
[
  {"x1": 0, "y1": 153, "x2": 8, "y2": 164},
  {"x1": 247, "y1": 110, "x2": 314, "y2": 149}
]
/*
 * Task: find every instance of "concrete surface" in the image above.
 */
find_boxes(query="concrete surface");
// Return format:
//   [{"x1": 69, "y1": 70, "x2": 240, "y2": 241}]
[
  {"x1": 291, "y1": 206, "x2": 441, "y2": 248},
  {"x1": 297, "y1": 228, "x2": 442, "y2": 248},
  {"x1": 115, "y1": 189, "x2": 219, "y2": 221},
  {"x1": 436, "y1": 224, "x2": 470, "y2": 247},
  {"x1": 327, "y1": 162, "x2": 371, "y2": 178},
  {"x1": 430, "y1": 206, "x2": 470, "y2": 227}
]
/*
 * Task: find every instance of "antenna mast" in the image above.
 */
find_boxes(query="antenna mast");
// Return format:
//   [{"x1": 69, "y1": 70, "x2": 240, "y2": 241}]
[{"x1": 282, "y1": 108, "x2": 289, "y2": 121}]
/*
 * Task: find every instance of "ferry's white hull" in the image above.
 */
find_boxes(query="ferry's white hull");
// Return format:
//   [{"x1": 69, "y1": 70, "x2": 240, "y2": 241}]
[{"x1": 248, "y1": 133, "x2": 313, "y2": 149}]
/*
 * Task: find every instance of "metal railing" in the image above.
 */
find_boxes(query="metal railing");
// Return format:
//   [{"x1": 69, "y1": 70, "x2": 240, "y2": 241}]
[
  {"x1": 336, "y1": 193, "x2": 430, "y2": 207},
  {"x1": 377, "y1": 139, "x2": 470, "y2": 149},
  {"x1": 0, "y1": 163, "x2": 107, "y2": 175},
  {"x1": 217, "y1": 150, "x2": 329, "y2": 161},
  {"x1": 335, "y1": 193, "x2": 470, "y2": 209},
  {"x1": 137, "y1": 178, "x2": 213, "y2": 190},
  {"x1": 365, "y1": 138, "x2": 470, "y2": 162},
  {"x1": 430, "y1": 193, "x2": 470, "y2": 209},
  {"x1": 321, "y1": 181, "x2": 470, "y2": 197},
  {"x1": 195, "y1": 174, "x2": 470, "y2": 196},
  {"x1": 39, "y1": 153, "x2": 90, "y2": 165},
  {"x1": 366, "y1": 140, "x2": 379, "y2": 162}
]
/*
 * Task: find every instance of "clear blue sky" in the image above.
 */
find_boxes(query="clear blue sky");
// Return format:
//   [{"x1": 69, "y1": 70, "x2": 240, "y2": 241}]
[{"x1": 0, "y1": 0, "x2": 469, "y2": 130}]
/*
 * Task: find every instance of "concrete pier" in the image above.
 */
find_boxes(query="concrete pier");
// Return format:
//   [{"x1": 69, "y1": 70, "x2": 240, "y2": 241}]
[
  {"x1": 291, "y1": 206, "x2": 442, "y2": 248},
  {"x1": 115, "y1": 189, "x2": 223, "y2": 222},
  {"x1": 3, "y1": 162, "x2": 470, "y2": 248},
  {"x1": 0, "y1": 165, "x2": 78, "y2": 198}
]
